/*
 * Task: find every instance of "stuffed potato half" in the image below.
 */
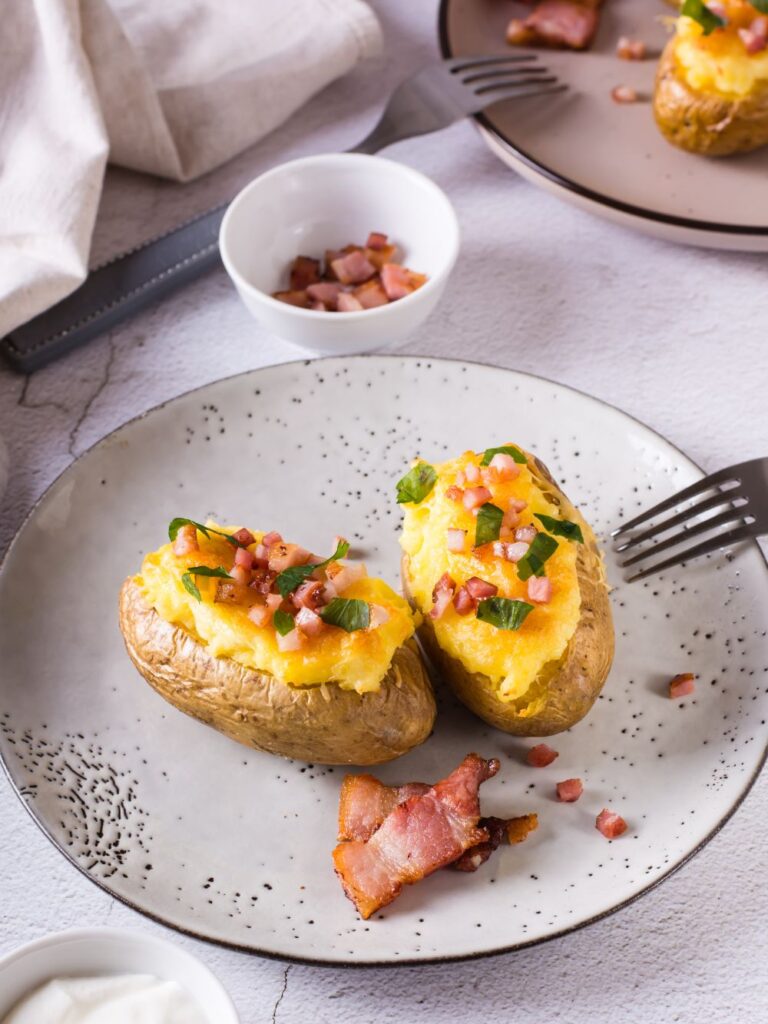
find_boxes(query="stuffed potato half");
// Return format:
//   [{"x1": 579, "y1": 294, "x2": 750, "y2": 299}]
[
  {"x1": 119, "y1": 520, "x2": 435, "y2": 765},
  {"x1": 654, "y1": 1, "x2": 768, "y2": 156},
  {"x1": 398, "y1": 447, "x2": 614, "y2": 736}
]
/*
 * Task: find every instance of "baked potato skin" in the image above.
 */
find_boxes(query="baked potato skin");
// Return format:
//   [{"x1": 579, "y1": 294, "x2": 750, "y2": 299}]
[
  {"x1": 402, "y1": 456, "x2": 614, "y2": 737},
  {"x1": 119, "y1": 578, "x2": 436, "y2": 765},
  {"x1": 654, "y1": 38, "x2": 768, "y2": 156}
]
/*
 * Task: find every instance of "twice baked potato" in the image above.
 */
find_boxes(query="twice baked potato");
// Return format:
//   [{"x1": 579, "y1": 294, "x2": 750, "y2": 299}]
[
  {"x1": 398, "y1": 446, "x2": 614, "y2": 736},
  {"x1": 654, "y1": 1, "x2": 768, "y2": 156},
  {"x1": 119, "y1": 520, "x2": 435, "y2": 764}
]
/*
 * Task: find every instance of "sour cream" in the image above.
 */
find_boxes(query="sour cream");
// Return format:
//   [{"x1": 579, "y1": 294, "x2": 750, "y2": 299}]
[{"x1": 3, "y1": 974, "x2": 209, "y2": 1024}]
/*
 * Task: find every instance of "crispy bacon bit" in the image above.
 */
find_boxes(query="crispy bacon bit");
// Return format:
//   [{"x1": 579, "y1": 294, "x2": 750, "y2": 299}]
[
  {"x1": 450, "y1": 817, "x2": 508, "y2": 873},
  {"x1": 488, "y1": 452, "x2": 521, "y2": 481},
  {"x1": 515, "y1": 524, "x2": 538, "y2": 543},
  {"x1": 173, "y1": 523, "x2": 199, "y2": 557},
  {"x1": 331, "y1": 250, "x2": 376, "y2": 286},
  {"x1": 354, "y1": 280, "x2": 389, "y2": 309},
  {"x1": 307, "y1": 281, "x2": 342, "y2": 308},
  {"x1": 612, "y1": 85, "x2": 639, "y2": 104},
  {"x1": 268, "y1": 542, "x2": 311, "y2": 573},
  {"x1": 506, "y1": 813, "x2": 539, "y2": 844},
  {"x1": 262, "y1": 531, "x2": 282, "y2": 549},
  {"x1": 501, "y1": 507, "x2": 520, "y2": 533},
  {"x1": 368, "y1": 604, "x2": 390, "y2": 630},
  {"x1": 273, "y1": 289, "x2": 308, "y2": 308},
  {"x1": 446, "y1": 528, "x2": 467, "y2": 553},
  {"x1": 292, "y1": 580, "x2": 324, "y2": 610},
  {"x1": 249, "y1": 567, "x2": 277, "y2": 595},
  {"x1": 507, "y1": 0, "x2": 599, "y2": 51},
  {"x1": 445, "y1": 485, "x2": 465, "y2": 503},
  {"x1": 556, "y1": 778, "x2": 583, "y2": 802},
  {"x1": 493, "y1": 540, "x2": 529, "y2": 563},
  {"x1": 465, "y1": 577, "x2": 498, "y2": 601},
  {"x1": 366, "y1": 231, "x2": 388, "y2": 251},
  {"x1": 527, "y1": 576, "x2": 553, "y2": 603},
  {"x1": 333, "y1": 754, "x2": 499, "y2": 919},
  {"x1": 276, "y1": 626, "x2": 303, "y2": 652},
  {"x1": 289, "y1": 256, "x2": 321, "y2": 291},
  {"x1": 453, "y1": 585, "x2": 474, "y2": 614},
  {"x1": 337, "y1": 292, "x2": 364, "y2": 312},
  {"x1": 463, "y1": 486, "x2": 493, "y2": 511},
  {"x1": 430, "y1": 572, "x2": 456, "y2": 619},
  {"x1": 739, "y1": 18, "x2": 768, "y2": 54},
  {"x1": 295, "y1": 606, "x2": 324, "y2": 637},
  {"x1": 327, "y1": 561, "x2": 366, "y2": 594},
  {"x1": 527, "y1": 743, "x2": 559, "y2": 767},
  {"x1": 234, "y1": 546, "x2": 255, "y2": 570},
  {"x1": 231, "y1": 527, "x2": 255, "y2": 546},
  {"x1": 617, "y1": 36, "x2": 646, "y2": 60},
  {"x1": 596, "y1": 808, "x2": 628, "y2": 839},
  {"x1": 669, "y1": 672, "x2": 695, "y2": 699},
  {"x1": 230, "y1": 564, "x2": 251, "y2": 586},
  {"x1": 464, "y1": 463, "x2": 481, "y2": 484},
  {"x1": 248, "y1": 602, "x2": 273, "y2": 627}
]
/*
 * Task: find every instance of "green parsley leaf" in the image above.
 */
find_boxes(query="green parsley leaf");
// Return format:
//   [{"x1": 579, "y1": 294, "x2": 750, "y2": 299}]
[
  {"x1": 752, "y1": 0, "x2": 768, "y2": 11},
  {"x1": 681, "y1": 0, "x2": 725, "y2": 34},
  {"x1": 318, "y1": 598, "x2": 370, "y2": 632},
  {"x1": 534, "y1": 513, "x2": 584, "y2": 544},
  {"x1": 273, "y1": 609, "x2": 296, "y2": 636},
  {"x1": 476, "y1": 597, "x2": 534, "y2": 631},
  {"x1": 180, "y1": 565, "x2": 231, "y2": 602},
  {"x1": 480, "y1": 445, "x2": 527, "y2": 467},
  {"x1": 275, "y1": 539, "x2": 351, "y2": 599},
  {"x1": 475, "y1": 503, "x2": 504, "y2": 548},
  {"x1": 395, "y1": 463, "x2": 437, "y2": 504},
  {"x1": 516, "y1": 533, "x2": 559, "y2": 581},
  {"x1": 168, "y1": 518, "x2": 247, "y2": 548}
]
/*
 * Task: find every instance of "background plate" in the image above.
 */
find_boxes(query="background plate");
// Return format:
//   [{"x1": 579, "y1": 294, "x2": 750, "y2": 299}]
[
  {"x1": 1, "y1": 356, "x2": 767, "y2": 965},
  {"x1": 439, "y1": 0, "x2": 768, "y2": 251}
]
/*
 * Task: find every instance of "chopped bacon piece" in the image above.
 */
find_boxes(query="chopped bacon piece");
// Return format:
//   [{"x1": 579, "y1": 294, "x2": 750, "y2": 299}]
[
  {"x1": 430, "y1": 572, "x2": 456, "y2": 619},
  {"x1": 307, "y1": 282, "x2": 343, "y2": 308},
  {"x1": 274, "y1": 289, "x2": 309, "y2": 308},
  {"x1": 353, "y1": 279, "x2": 389, "y2": 309},
  {"x1": 365, "y1": 243, "x2": 398, "y2": 271},
  {"x1": 463, "y1": 486, "x2": 493, "y2": 511},
  {"x1": 262, "y1": 531, "x2": 282, "y2": 549},
  {"x1": 295, "y1": 606, "x2": 324, "y2": 637},
  {"x1": 326, "y1": 561, "x2": 366, "y2": 594},
  {"x1": 669, "y1": 672, "x2": 695, "y2": 699},
  {"x1": 380, "y1": 263, "x2": 426, "y2": 300},
  {"x1": 249, "y1": 567, "x2": 277, "y2": 595},
  {"x1": 739, "y1": 17, "x2": 768, "y2": 54},
  {"x1": 617, "y1": 36, "x2": 646, "y2": 60},
  {"x1": 268, "y1": 542, "x2": 311, "y2": 572},
  {"x1": 445, "y1": 485, "x2": 464, "y2": 503},
  {"x1": 366, "y1": 232, "x2": 388, "y2": 251},
  {"x1": 508, "y1": 0, "x2": 599, "y2": 50},
  {"x1": 230, "y1": 564, "x2": 251, "y2": 586},
  {"x1": 453, "y1": 585, "x2": 474, "y2": 614},
  {"x1": 464, "y1": 463, "x2": 481, "y2": 484},
  {"x1": 527, "y1": 743, "x2": 559, "y2": 767},
  {"x1": 596, "y1": 808, "x2": 628, "y2": 839},
  {"x1": 234, "y1": 546, "x2": 255, "y2": 570},
  {"x1": 292, "y1": 580, "x2": 324, "y2": 610},
  {"x1": 487, "y1": 453, "x2": 521, "y2": 481},
  {"x1": 450, "y1": 817, "x2": 508, "y2": 873},
  {"x1": 556, "y1": 778, "x2": 583, "y2": 802},
  {"x1": 527, "y1": 576, "x2": 553, "y2": 603},
  {"x1": 493, "y1": 540, "x2": 529, "y2": 563},
  {"x1": 465, "y1": 577, "x2": 498, "y2": 601},
  {"x1": 337, "y1": 292, "x2": 364, "y2": 312},
  {"x1": 368, "y1": 604, "x2": 390, "y2": 630},
  {"x1": 290, "y1": 255, "x2": 321, "y2": 291},
  {"x1": 506, "y1": 813, "x2": 539, "y2": 844},
  {"x1": 231, "y1": 527, "x2": 255, "y2": 546},
  {"x1": 214, "y1": 579, "x2": 250, "y2": 604},
  {"x1": 501, "y1": 506, "x2": 520, "y2": 533},
  {"x1": 276, "y1": 626, "x2": 303, "y2": 652},
  {"x1": 446, "y1": 528, "x2": 467, "y2": 553},
  {"x1": 248, "y1": 601, "x2": 273, "y2": 627},
  {"x1": 515, "y1": 524, "x2": 538, "y2": 543},
  {"x1": 338, "y1": 775, "x2": 430, "y2": 842},
  {"x1": 172, "y1": 523, "x2": 199, "y2": 557},
  {"x1": 612, "y1": 85, "x2": 639, "y2": 104},
  {"x1": 333, "y1": 754, "x2": 499, "y2": 919},
  {"x1": 331, "y1": 250, "x2": 376, "y2": 286}
]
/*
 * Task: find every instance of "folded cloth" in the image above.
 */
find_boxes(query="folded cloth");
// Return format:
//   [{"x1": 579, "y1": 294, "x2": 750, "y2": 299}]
[{"x1": 0, "y1": 0, "x2": 382, "y2": 340}]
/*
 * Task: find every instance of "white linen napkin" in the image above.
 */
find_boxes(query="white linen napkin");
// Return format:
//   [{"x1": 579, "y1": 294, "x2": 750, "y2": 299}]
[{"x1": 0, "y1": 0, "x2": 382, "y2": 340}]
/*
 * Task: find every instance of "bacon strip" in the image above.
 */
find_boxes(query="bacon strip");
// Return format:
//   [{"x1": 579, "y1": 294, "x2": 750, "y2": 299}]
[{"x1": 333, "y1": 754, "x2": 499, "y2": 919}]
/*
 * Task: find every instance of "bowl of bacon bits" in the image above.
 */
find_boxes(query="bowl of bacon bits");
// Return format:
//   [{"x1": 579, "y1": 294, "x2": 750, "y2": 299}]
[{"x1": 219, "y1": 153, "x2": 460, "y2": 354}]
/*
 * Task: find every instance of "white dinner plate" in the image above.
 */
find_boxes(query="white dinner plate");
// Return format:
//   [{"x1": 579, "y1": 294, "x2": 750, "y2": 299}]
[
  {"x1": 438, "y1": 0, "x2": 768, "y2": 251},
  {"x1": 1, "y1": 356, "x2": 766, "y2": 965}
]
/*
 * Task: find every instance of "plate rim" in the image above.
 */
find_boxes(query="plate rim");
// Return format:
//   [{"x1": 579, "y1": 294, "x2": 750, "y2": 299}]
[
  {"x1": 1, "y1": 352, "x2": 766, "y2": 968},
  {"x1": 437, "y1": 0, "x2": 768, "y2": 239}
]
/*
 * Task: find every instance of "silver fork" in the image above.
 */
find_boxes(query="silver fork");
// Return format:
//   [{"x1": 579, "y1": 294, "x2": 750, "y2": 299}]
[
  {"x1": 612, "y1": 457, "x2": 767, "y2": 581},
  {"x1": 2, "y1": 54, "x2": 564, "y2": 373}
]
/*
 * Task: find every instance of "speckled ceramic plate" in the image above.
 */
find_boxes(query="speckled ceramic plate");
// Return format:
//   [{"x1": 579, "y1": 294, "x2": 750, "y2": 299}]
[
  {"x1": 439, "y1": 0, "x2": 768, "y2": 251},
  {"x1": 1, "y1": 356, "x2": 767, "y2": 966}
]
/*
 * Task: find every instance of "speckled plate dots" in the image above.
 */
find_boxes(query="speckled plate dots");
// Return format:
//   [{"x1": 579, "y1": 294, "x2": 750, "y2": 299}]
[{"x1": 0, "y1": 356, "x2": 766, "y2": 966}]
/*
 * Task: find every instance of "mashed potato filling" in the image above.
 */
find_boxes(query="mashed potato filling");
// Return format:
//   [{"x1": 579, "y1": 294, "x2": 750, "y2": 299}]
[
  {"x1": 677, "y1": 5, "x2": 768, "y2": 97},
  {"x1": 137, "y1": 526, "x2": 415, "y2": 694},
  {"x1": 400, "y1": 452, "x2": 581, "y2": 707}
]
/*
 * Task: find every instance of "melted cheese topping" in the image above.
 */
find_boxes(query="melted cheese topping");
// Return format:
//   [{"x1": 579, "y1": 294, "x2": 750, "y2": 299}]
[
  {"x1": 400, "y1": 452, "x2": 581, "y2": 709},
  {"x1": 677, "y1": 2, "x2": 768, "y2": 97},
  {"x1": 137, "y1": 525, "x2": 416, "y2": 694}
]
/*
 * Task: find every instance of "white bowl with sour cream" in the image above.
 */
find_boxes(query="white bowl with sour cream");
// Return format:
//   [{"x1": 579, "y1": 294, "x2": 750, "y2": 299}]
[{"x1": 0, "y1": 928, "x2": 239, "y2": 1024}]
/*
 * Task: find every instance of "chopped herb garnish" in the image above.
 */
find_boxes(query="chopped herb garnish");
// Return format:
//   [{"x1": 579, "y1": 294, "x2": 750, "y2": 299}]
[
  {"x1": 168, "y1": 517, "x2": 247, "y2": 548},
  {"x1": 534, "y1": 513, "x2": 584, "y2": 544},
  {"x1": 396, "y1": 462, "x2": 437, "y2": 504},
  {"x1": 752, "y1": 0, "x2": 768, "y2": 11},
  {"x1": 318, "y1": 598, "x2": 370, "y2": 632},
  {"x1": 275, "y1": 539, "x2": 350, "y2": 599},
  {"x1": 476, "y1": 597, "x2": 534, "y2": 631},
  {"x1": 516, "y1": 533, "x2": 559, "y2": 581},
  {"x1": 480, "y1": 445, "x2": 527, "y2": 467},
  {"x1": 273, "y1": 609, "x2": 296, "y2": 636},
  {"x1": 181, "y1": 565, "x2": 231, "y2": 601},
  {"x1": 475, "y1": 503, "x2": 504, "y2": 548},
  {"x1": 681, "y1": 0, "x2": 725, "y2": 33}
]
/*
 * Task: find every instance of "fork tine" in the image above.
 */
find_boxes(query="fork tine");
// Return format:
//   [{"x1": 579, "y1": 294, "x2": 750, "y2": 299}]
[
  {"x1": 478, "y1": 83, "x2": 567, "y2": 103},
  {"x1": 611, "y1": 467, "x2": 741, "y2": 537},
  {"x1": 614, "y1": 491, "x2": 747, "y2": 553},
  {"x1": 475, "y1": 76, "x2": 559, "y2": 95},
  {"x1": 447, "y1": 54, "x2": 539, "y2": 72},
  {"x1": 624, "y1": 523, "x2": 758, "y2": 582},
  {"x1": 461, "y1": 66, "x2": 551, "y2": 84},
  {"x1": 620, "y1": 508, "x2": 749, "y2": 568}
]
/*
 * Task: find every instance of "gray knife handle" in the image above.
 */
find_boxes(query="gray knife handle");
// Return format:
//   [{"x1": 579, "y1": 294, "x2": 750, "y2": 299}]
[{"x1": 1, "y1": 203, "x2": 227, "y2": 373}]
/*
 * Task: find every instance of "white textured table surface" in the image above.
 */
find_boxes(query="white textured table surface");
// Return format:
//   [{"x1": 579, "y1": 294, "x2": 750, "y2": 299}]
[{"x1": 2, "y1": 3, "x2": 767, "y2": 1021}]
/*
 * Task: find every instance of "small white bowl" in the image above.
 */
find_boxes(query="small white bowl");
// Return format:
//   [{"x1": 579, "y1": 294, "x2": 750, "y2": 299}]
[
  {"x1": 0, "y1": 928, "x2": 239, "y2": 1023},
  {"x1": 219, "y1": 153, "x2": 460, "y2": 354}
]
